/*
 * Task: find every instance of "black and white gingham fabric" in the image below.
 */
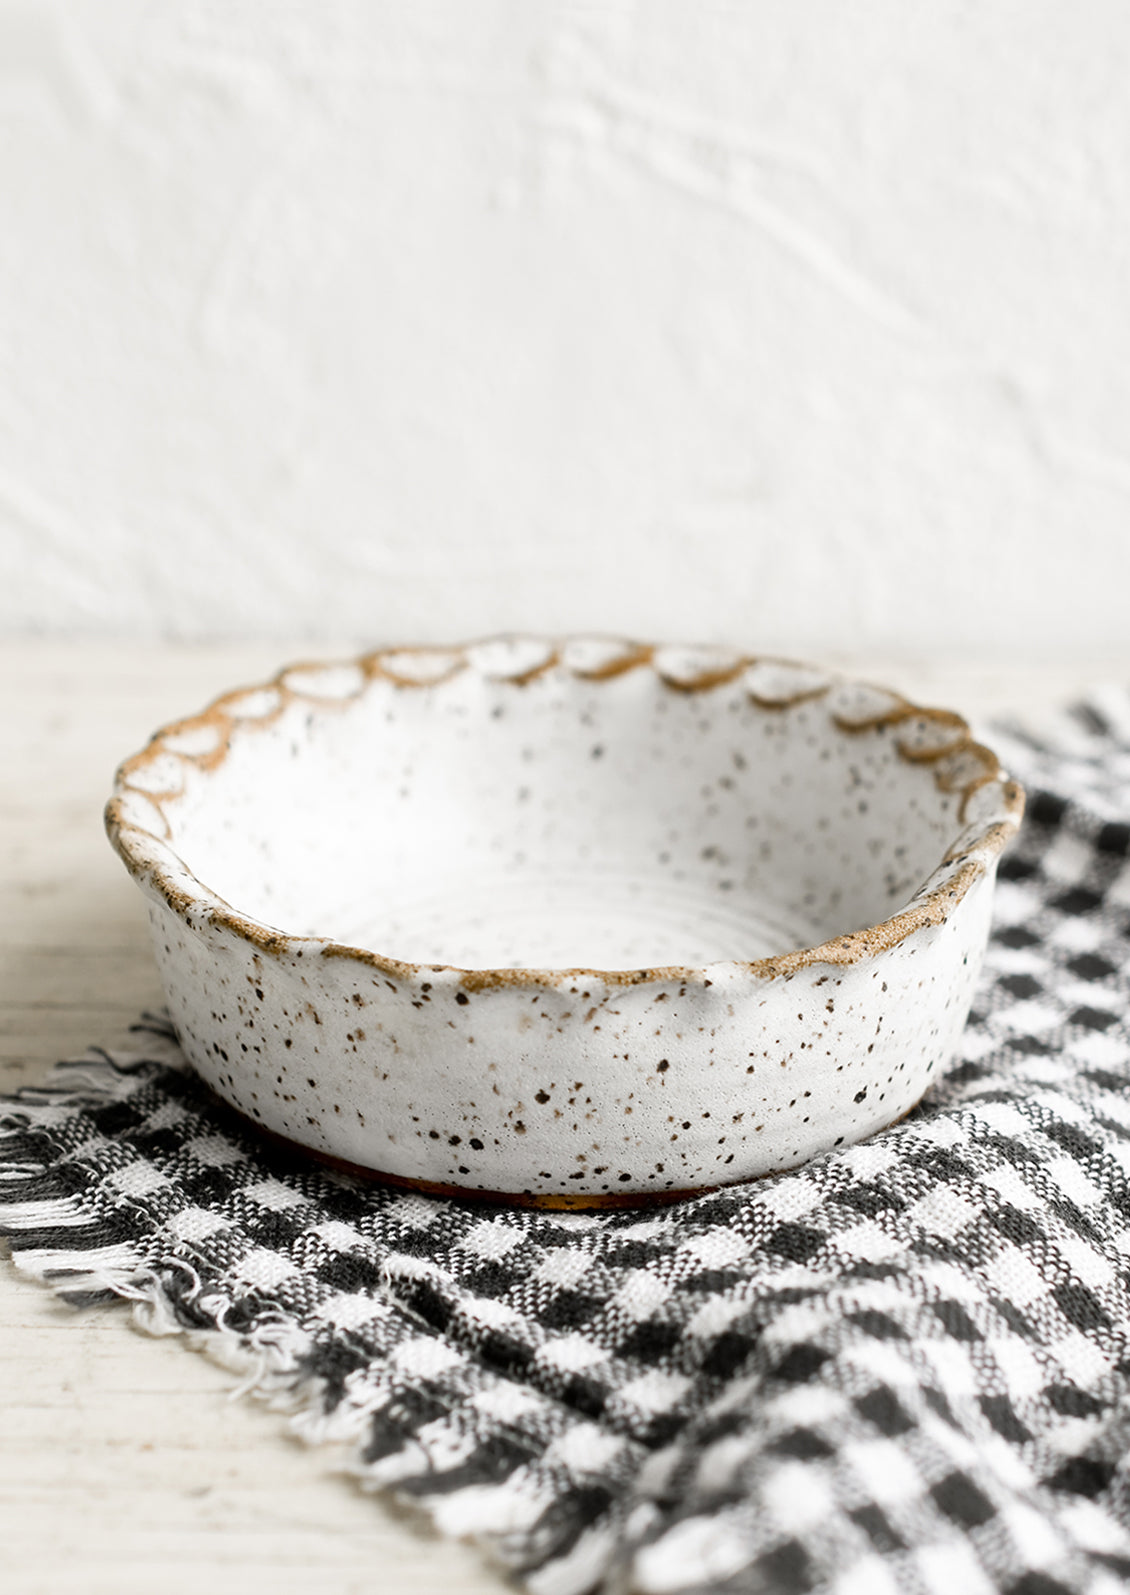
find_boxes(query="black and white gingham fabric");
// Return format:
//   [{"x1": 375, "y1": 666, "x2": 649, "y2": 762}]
[{"x1": 6, "y1": 698, "x2": 1130, "y2": 1595}]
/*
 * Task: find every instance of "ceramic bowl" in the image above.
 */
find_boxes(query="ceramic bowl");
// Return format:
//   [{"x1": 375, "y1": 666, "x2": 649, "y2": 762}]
[{"x1": 106, "y1": 637, "x2": 1023, "y2": 1207}]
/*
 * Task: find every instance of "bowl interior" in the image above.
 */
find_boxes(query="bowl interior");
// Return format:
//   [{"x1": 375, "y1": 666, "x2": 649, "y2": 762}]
[{"x1": 147, "y1": 653, "x2": 970, "y2": 970}]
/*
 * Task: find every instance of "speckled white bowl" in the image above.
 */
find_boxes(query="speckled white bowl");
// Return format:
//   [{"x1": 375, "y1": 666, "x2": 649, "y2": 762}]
[{"x1": 106, "y1": 637, "x2": 1023, "y2": 1207}]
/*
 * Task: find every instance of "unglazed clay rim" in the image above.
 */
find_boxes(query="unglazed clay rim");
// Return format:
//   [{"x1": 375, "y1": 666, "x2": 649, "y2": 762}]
[{"x1": 104, "y1": 637, "x2": 1026, "y2": 989}]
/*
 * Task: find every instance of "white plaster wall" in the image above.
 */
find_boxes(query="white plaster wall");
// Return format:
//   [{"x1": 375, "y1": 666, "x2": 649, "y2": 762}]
[{"x1": 1, "y1": 2, "x2": 1128, "y2": 661}]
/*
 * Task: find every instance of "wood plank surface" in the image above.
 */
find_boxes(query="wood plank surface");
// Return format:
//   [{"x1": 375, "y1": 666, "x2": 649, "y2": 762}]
[{"x1": 1, "y1": 642, "x2": 1124, "y2": 1594}]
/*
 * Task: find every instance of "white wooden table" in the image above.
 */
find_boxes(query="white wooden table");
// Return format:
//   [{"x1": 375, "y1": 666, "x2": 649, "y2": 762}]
[{"x1": 1, "y1": 644, "x2": 1122, "y2": 1594}]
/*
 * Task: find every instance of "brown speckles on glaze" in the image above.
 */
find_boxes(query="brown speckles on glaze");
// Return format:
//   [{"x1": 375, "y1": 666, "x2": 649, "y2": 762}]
[
  {"x1": 228, "y1": 1108, "x2": 717, "y2": 1209},
  {"x1": 106, "y1": 639, "x2": 1022, "y2": 993},
  {"x1": 108, "y1": 636, "x2": 1023, "y2": 1205}
]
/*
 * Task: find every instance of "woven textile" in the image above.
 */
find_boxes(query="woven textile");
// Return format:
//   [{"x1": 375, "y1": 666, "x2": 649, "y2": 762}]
[{"x1": 6, "y1": 697, "x2": 1130, "y2": 1595}]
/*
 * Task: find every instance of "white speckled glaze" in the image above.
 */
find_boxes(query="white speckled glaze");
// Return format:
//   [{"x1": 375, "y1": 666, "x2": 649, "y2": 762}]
[{"x1": 106, "y1": 637, "x2": 1024, "y2": 1207}]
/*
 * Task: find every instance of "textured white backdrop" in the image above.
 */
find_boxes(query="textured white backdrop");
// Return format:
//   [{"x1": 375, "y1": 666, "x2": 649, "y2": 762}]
[{"x1": 1, "y1": 2, "x2": 1127, "y2": 659}]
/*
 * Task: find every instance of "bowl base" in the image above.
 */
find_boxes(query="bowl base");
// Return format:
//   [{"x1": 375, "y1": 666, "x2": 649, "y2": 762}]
[{"x1": 210, "y1": 1084, "x2": 928, "y2": 1210}]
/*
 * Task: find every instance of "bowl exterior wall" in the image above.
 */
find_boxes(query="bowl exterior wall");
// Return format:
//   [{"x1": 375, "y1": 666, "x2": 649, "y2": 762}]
[{"x1": 144, "y1": 869, "x2": 995, "y2": 1203}]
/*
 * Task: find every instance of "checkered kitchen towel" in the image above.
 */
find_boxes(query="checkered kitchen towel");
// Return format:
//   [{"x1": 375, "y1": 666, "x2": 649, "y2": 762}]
[{"x1": 6, "y1": 696, "x2": 1130, "y2": 1595}]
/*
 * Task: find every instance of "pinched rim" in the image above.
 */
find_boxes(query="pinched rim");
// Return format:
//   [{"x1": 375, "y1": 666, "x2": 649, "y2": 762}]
[{"x1": 105, "y1": 637, "x2": 1025, "y2": 990}]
